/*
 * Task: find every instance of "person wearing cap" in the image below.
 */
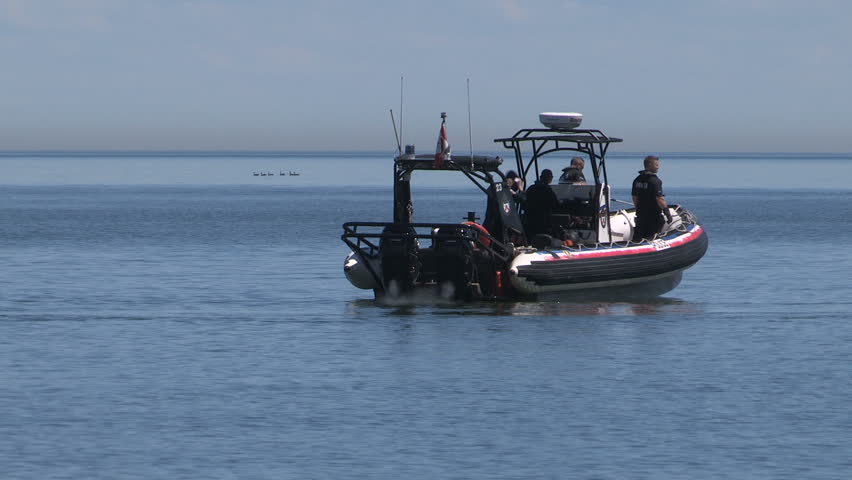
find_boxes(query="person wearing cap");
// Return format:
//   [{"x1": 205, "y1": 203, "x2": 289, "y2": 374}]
[
  {"x1": 504, "y1": 170, "x2": 526, "y2": 213},
  {"x1": 505, "y1": 170, "x2": 524, "y2": 193},
  {"x1": 558, "y1": 156, "x2": 587, "y2": 184},
  {"x1": 631, "y1": 155, "x2": 672, "y2": 241},
  {"x1": 524, "y1": 169, "x2": 560, "y2": 237}
]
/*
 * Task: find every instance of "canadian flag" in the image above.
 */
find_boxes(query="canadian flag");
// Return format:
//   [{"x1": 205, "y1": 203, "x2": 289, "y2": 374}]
[{"x1": 434, "y1": 114, "x2": 451, "y2": 167}]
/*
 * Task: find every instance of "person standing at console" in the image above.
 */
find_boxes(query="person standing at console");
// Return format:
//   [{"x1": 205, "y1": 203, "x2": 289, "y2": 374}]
[
  {"x1": 524, "y1": 169, "x2": 560, "y2": 237},
  {"x1": 632, "y1": 155, "x2": 672, "y2": 241},
  {"x1": 558, "y1": 156, "x2": 587, "y2": 184}
]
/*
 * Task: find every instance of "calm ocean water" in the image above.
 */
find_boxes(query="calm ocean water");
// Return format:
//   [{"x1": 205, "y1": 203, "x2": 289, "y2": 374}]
[{"x1": 2, "y1": 153, "x2": 852, "y2": 479}]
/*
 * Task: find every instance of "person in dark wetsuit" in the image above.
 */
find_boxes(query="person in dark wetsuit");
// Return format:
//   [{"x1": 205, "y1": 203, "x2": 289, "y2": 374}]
[
  {"x1": 632, "y1": 155, "x2": 672, "y2": 241},
  {"x1": 524, "y1": 169, "x2": 560, "y2": 237},
  {"x1": 558, "y1": 156, "x2": 587, "y2": 184}
]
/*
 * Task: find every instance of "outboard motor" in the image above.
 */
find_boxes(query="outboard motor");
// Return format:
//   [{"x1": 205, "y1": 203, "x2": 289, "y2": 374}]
[
  {"x1": 379, "y1": 224, "x2": 420, "y2": 295},
  {"x1": 432, "y1": 225, "x2": 475, "y2": 299}
]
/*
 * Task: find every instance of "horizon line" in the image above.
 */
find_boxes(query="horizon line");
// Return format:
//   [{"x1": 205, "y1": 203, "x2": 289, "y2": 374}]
[{"x1": 1, "y1": 149, "x2": 851, "y2": 157}]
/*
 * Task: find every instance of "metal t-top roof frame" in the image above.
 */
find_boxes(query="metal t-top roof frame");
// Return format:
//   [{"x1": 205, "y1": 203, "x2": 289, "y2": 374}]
[
  {"x1": 393, "y1": 154, "x2": 503, "y2": 196},
  {"x1": 493, "y1": 128, "x2": 623, "y2": 186}
]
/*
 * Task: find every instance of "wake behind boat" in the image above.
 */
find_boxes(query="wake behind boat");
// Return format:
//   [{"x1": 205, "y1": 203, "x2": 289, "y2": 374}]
[{"x1": 342, "y1": 113, "x2": 708, "y2": 301}]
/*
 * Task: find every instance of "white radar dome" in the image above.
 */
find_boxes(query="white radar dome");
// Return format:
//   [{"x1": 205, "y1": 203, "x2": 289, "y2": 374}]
[{"x1": 539, "y1": 112, "x2": 583, "y2": 130}]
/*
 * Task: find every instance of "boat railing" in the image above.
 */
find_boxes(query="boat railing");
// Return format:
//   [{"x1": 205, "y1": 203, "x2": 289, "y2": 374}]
[
  {"x1": 342, "y1": 222, "x2": 513, "y2": 263},
  {"x1": 672, "y1": 204, "x2": 699, "y2": 227}
]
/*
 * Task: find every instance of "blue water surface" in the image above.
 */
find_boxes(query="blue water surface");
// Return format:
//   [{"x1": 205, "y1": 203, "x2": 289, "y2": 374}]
[{"x1": 1, "y1": 154, "x2": 851, "y2": 479}]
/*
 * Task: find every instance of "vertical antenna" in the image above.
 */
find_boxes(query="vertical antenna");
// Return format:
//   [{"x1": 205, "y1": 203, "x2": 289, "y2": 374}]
[
  {"x1": 390, "y1": 109, "x2": 401, "y2": 155},
  {"x1": 399, "y1": 75, "x2": 404, "y2": 150},
  {"x1": 467, "y1": 78, "x2": 473, "y2": 168}
]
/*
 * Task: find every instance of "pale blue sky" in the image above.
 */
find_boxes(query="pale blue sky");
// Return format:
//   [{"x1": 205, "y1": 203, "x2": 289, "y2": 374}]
[{"x1": 1, "y1": 0, "x2": 850, "y2": 152}]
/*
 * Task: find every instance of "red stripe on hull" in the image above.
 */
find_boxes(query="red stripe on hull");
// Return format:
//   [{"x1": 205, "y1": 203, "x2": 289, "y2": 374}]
[{"x1": 537, "y1": 225, "x2": 705, "y2": 261}]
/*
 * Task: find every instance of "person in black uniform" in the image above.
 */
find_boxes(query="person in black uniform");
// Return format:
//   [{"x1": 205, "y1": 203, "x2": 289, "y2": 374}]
[
  {"x1": 558, "y1": 156, "x2": 587, "y2": 184},
  {"x1": 504, "y1": 170, "x2": 526, "y2": 213},
  {"x1": 524, "y1": 169, "x2": 560, "y2": 237},
  {"x1": 632, "y1": 155, "x2": 672, "y2": 241}
]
